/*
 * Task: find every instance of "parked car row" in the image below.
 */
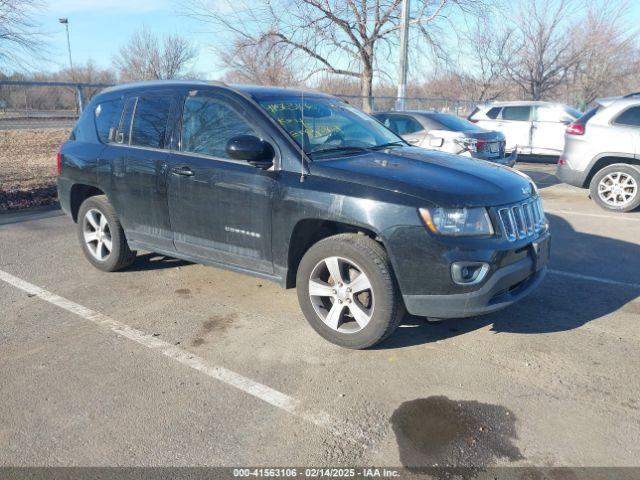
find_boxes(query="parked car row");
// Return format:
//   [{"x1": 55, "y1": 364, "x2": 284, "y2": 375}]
[
  {"x1": 373, "y1": 111, "x2": 517, "y2": 167},
  {"x1": 377, "y1": 96, "x2": 639, "y2": 213}
]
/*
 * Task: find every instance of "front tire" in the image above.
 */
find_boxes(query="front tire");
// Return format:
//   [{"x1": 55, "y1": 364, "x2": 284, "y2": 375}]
[
  {"x1": 77, "y1": 195, "x2": 136, "y2": 272},
  {"x1": 296, "y1": 233, "x2": 404, "y2": 349},
  {"x1": 590, "y1": 164, "x2": 640, "y2": 212}
]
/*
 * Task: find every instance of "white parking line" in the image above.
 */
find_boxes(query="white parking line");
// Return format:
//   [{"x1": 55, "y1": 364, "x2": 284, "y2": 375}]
[
  {"x1": 0, "y1": 268, "x2": 369, "y2": 447},
  {"x1": 545, "y1": 209, "x2": 640, "y2": 222},
  {"x1": 549, "y1": 269, "x2": 640, "y2": 290}
]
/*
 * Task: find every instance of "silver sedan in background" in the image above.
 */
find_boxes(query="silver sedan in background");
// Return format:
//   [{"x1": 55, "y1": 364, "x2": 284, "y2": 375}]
[{"x1": 374, "y1": 110, "x2": 517, "y2": 167}]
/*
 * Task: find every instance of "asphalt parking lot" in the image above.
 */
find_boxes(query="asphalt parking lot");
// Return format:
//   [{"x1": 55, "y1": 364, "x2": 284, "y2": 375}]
[{"x1": 1, "y1": 161, "x2": 639, "y2": 469}]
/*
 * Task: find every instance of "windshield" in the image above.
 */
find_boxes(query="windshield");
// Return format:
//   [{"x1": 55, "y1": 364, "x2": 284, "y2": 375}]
[
  {"x1": 258, "y1": 96, "x2": 404, "y2": 158},
  {"x1": 425, "y1": 113, "x2": 482, "y2": 132}
]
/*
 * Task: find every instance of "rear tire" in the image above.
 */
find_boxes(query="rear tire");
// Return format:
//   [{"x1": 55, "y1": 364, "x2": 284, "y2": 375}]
[
  {"x1": 77, "y1": 195, "x2": 136, "y2": 272},
  {"x1": 590, "y1": 164, "x2": 640, "y2": 212},
  {"x1": 296, "y1": 233, "x2": 404, "y2": 349}
]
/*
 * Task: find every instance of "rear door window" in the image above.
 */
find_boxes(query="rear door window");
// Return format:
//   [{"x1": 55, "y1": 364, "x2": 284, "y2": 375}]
[
  {"x1": 94, "y1": 99, "x2": 123, "y2": 144},
  {"x1": 614, "y1": 106, "x2": 640, "y2": 127},
  {"x1": 130, "y1": 96, "x2": 173, "y2": 149},
  {"x1": 502, "y1": 106, "x2": 532, "y2": 122}
]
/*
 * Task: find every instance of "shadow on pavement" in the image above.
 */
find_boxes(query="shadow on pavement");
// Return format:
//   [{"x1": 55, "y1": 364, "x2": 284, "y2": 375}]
[
  {"x1": 125, "y1": 253, "x2": 192, "y2": 272},
  {"x1": 376, "y1": 214, "x2": 639, "y2": 349}
]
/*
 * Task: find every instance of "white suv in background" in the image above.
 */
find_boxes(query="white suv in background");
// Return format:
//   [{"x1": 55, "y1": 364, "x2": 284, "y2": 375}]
[
  {"x1": 556, "y1": 94, "x2": 640, "y2": 212},
  {"x1": 469, "y1": 101, "x2": 582, "y2": 156}
]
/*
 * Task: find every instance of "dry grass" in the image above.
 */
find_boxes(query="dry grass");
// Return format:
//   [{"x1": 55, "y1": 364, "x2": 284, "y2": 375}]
[{"x1": 0, "y1": 128, "x2": 70, "y2": 211}]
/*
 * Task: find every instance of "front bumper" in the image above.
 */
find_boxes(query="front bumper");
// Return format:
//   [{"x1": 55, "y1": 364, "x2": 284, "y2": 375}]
[{"x1": 402, "y1": 236, "x2": 549, "y2": 319}]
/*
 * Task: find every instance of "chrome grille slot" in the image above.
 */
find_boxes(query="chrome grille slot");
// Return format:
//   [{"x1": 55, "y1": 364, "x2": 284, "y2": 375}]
[{"x1": 498, "y1": 197, "x2": 546, "y2": 242}]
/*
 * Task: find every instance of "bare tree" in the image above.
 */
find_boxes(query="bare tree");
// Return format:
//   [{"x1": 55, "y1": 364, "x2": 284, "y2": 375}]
[
  {"x1": 220, "y1": 38, "x2": 299, "y2": 86},
  {"x1": 502, "y1": 0, "x2": 581, "y2": 100},
  {"x1": 567, "y1": 0, "x2": 638, "y2": 107},
  {"x1": 0, "y1": 0, "x2": 43, "y2": 67},
  {"x1": 445, "y1": 16, "x2": 513, "y2": 102},
  {"x1": 181, "y1": 0, "x2": 487, "y2": 111},
  {"x1": 113, "y1": 28, "x2": 198, "y2": 82}
]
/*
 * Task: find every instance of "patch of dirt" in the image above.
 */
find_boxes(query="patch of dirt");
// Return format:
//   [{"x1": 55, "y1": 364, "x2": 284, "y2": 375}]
[
  {"x1": 0, "y1": 128, "x2": 70, "y2": 211},
  {"x1": 191, "y1": 313, "x2": 238, "y2": 347}
]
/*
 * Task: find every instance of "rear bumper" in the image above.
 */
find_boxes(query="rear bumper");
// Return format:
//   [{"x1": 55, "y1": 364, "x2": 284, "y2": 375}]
[
  {"x1": 402, "y1": 237, "x2": 549, "y2": 318},
  {"x1": 556, "y1": 163, "x2": 586, "y2": 188},
  {"x1": 472, "y1": 149, "x2": 517, "y2": 168}
]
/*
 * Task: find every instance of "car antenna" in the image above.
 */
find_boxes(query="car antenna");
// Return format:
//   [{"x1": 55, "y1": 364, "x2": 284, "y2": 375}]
[{"x1": 300, "y1": 89, "x2": 306, "y2": 183}]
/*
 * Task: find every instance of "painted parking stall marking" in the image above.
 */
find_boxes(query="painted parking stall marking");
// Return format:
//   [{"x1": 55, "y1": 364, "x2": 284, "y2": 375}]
[{"x1": 0, "y1": 268, "x2": 370, "y2": 447}]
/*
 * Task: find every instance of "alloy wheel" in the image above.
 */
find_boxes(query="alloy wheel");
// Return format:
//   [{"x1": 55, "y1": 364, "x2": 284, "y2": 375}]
[
  {"x1": 82, "y1": 208, "x2": 112, "y2": 261},
  {"x1": 308, "y1": 256, "x2": 374, "y2": 333},
  {"x1": 597, "y1": 172, "x2": 638, "y2": 208}
]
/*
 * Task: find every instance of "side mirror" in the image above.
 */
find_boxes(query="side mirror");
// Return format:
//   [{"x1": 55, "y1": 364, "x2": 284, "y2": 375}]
[
  {"x1": 226, "y1": 135, "x2": 275, "y2": 169},
  {"x1": 428, "y1": 136, "x2": 445, "y2": 148}
]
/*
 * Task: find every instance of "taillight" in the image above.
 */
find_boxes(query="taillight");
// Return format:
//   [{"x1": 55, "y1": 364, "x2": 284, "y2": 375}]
[
  {"x1": 558, "y1": 158, "x2": 566, "y2": 165},
  {"x1": 56, "y1": 149, "x2": 62, "y2": 175},
  {"x1": 475, "y1": 139, "x2": 487, "y2": 151},
  {"x1": 469, "y1": 119, "x2": 478, "y2": 124},
  {"x1": 566, "y1": 123, "x2": 584, "y2": 135}
]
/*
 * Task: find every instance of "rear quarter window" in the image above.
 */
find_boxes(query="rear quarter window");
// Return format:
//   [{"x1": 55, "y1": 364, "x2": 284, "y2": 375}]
[
  {"x1": 94, "y1": 99, "x2": 123, "y2": 144},
  {"x1": 486, "y1": 107, "x2": 502, "y2": 119},
  {"x1": 614, "y1": 106, "x2": 640, "y2": 127}
]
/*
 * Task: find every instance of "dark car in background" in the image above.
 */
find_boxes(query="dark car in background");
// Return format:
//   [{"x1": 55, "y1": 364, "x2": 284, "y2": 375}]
[
  {"x1": 57, "y1": 81, "x2": 549, "y2": 349},
  {"x1": 374, "y1": 110, "x2": 517, "y2": 167}
]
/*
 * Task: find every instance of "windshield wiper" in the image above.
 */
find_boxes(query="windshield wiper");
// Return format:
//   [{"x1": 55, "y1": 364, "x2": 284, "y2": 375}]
[
  {"x1": 309, "y1": 145, "x2": 370, "y2": 157},
  {"x1": 368, "y1": 141, "x2": 406, "y2": 150}
]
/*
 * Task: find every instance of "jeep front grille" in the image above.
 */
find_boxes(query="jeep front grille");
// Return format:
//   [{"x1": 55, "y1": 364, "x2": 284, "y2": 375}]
[{"x1": 498, "y1": 197, "x2": 546, "y2": 242}]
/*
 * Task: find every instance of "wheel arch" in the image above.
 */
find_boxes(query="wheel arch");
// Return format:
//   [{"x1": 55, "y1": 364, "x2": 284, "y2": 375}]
[
  {"x1": 584, "y1": 154, "x2": 640, "y2": 188},
  {"x1": 69, "y1": 184, "x2": 106, "y2": 222},
  {"x1": 285, "y1": 219, "x2": 385, "y2": 289}
]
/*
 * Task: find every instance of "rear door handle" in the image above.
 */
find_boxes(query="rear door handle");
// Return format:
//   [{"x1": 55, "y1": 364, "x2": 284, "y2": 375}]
[{"x1": 171, "y1": 165, "x2": 194, "y2": 177}]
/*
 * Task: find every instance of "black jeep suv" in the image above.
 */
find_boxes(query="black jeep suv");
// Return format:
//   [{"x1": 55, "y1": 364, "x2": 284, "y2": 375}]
[{"x1": 57, "y1": 81, "x2": 550, "y2": 349}]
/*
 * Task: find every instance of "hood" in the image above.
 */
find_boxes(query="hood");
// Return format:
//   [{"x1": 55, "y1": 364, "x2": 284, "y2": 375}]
[{"x1": 309, "y1": 146, "x2": 535, "y2": 207}]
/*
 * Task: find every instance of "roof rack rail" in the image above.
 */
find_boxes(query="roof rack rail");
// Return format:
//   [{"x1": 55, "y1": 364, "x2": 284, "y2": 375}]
[{"x1": 622, "y1": 92, "x2": 640, "y2": 98}]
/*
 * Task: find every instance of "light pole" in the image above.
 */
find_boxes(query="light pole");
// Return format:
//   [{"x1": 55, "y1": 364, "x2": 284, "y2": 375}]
[
  {"x1": 58, "y1": 18, "x2": 73, "y2": 71},
  {"x1": 395, "y1": 0, "x2": 410, "y2": 111},
  {"x1": 58, "y1": 18, "x2": 83, "y2": 113}
]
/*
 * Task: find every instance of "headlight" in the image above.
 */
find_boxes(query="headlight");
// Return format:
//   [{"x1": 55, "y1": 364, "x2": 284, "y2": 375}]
[{"x1": 419, "y1": 207, "x2": 494, "y2": 237}]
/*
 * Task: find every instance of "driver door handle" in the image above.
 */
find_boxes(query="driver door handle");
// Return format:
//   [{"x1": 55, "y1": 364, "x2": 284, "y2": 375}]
[{"x1": 171, "y1": 165, "x2": 194, "y2": 177}]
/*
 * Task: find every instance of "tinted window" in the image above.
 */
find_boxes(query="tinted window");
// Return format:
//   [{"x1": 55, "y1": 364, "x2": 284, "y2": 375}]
[
  {"x1": 384, "y1": 115, "x2": 424, "y2": 135},
  {"x1": 615, "y1": 107, "x2": 640, "y2": 127},
  {"x1": 486, "y1": 107, "x2": 502, "y2": 119},
  {"x1": 115, "y1": 97, "x2": 136, "y2": 145},
  {"x1": 130, "y1": 96, "x2": 172, "y2": 149},
  {"x1": 181, "y1": 95, "x2": 258, "y2": 158},
  {"x1": 94, "y1": 99, "x2": 123, "y2": 143},
  {"x1": 424, "y1": 113, "x2": 481, "y2": 132},
  {"x1": 502, "y1": 106, "x2": 531, "y2": 121}
]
